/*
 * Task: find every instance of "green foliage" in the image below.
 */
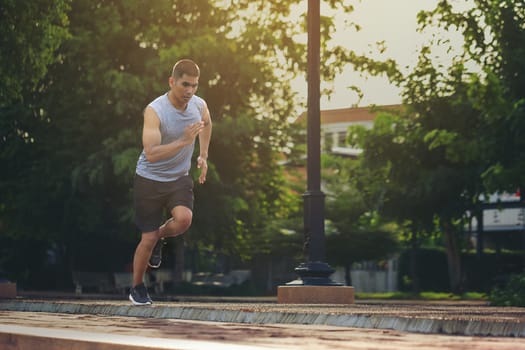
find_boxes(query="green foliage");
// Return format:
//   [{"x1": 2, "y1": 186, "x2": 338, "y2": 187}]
[
  {"x1": 0, "y1": 0, "x2": 363, "y2": 288},
  {"x1": 322, "y1": 154, "x2": 401, "y2": 269},
  {"x1": 398, "y1": 248, "x2": 450, "y2": 292},
  {"x1": 412, "y1": 0, "x2": 525, "y2": 193},
  {"x1": 489, "y1": 273, "x2": 525, "y2": 307},
  {"x1": 463, "y1": 251, "x2": 525, "y2": 292},
  {"x1": 0, "y1": 0, "x2": 71, "y2": 249},
  {"x1": 0, "y1": 0, "x2": 70, "y2": 106},
  {"x1": 356, "y1": 291, "x2": 486, "y2": 301},
  {"x1": 348, "y1": 0, "x2": 525, "y2": 293}
]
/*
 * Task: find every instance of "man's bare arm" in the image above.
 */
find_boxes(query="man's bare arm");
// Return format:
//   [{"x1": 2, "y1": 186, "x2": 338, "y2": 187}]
[{"x1": 142, "y1": 106, "x2": 203, "y2": 163}]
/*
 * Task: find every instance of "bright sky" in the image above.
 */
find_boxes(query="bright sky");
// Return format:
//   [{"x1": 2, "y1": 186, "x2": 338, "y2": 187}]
[{"x1": 292, "y1": 0, "x2": 468, "y2": 109}]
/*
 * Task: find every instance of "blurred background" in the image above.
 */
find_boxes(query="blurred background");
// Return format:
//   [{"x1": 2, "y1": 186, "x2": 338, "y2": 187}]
[{"x1": 1, "y1": 0, "x2": 524, "y2": 305}]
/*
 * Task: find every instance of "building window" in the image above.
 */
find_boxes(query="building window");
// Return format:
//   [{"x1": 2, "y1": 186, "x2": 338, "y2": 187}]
[
  {"x1": 323, "y1": 132, "x2": 333, "y2": 151},
  {"x1": 337, "y1": 131, "x2": 347, "y2": 147}
]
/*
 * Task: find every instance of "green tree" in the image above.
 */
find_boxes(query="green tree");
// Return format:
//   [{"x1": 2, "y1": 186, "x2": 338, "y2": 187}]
[
  {"x1": 322, "y1": 154, "x2": 400, "y2": 286},
  {"x1": 0, "y1": 0, "x2": 70, "y2": 106},
  {"x1": 349, "y1": 0, "x2": 525, "y2": 292},
  {"x1": 411, "y1": 0, "x2": 525, "y2": 193},
  {"x1": 356, "y1": 102, "x2": 486, "y2": 292},
  {"x1": 1, "y1": 0, "x2": 368, "y2": 289},
  {"x1": 0, "y1": 0, "x2": 70, "y2": 286}
]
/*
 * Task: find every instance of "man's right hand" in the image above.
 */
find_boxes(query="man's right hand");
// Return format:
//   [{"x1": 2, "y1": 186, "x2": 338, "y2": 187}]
[{"x1": 181, "y1": 121, "x2": 204, "y2": 145}]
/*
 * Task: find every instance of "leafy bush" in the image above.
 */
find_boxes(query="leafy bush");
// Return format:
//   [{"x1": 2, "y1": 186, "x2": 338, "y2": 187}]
[{"x1": 489, "y1": 273, "x2": 525, "y2": 307}]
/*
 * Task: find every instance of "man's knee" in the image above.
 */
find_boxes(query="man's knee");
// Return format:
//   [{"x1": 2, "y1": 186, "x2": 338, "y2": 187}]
[
  {"x1": 170, "y1": 207, "x2": 193, "y2": 231},
  {"x1": 178, "y1": 213, "x2": 192, "y2": 230}
]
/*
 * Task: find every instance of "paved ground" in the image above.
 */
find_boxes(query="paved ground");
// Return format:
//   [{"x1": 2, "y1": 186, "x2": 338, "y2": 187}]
[
  {"x1": 2, "y1": 297, "x2": 525, "y2": 336},
  {"x1": 1, "y1": 296, "x2": 525, "y2": 349}
]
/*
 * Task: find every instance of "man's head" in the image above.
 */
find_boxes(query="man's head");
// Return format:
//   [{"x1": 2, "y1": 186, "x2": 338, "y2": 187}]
[
  {"x1": 169, "y1": 59, "x2": 200, "y2": 107},
  {"x1": 171, "y1": 59, "x2": 200, "y2": 79}
]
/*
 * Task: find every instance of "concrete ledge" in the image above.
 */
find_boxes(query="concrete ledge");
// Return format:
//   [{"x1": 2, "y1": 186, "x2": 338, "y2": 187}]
[
  {"x1": 277, "y1": 285, "x2": 355, "y2": 304},
  {"x1": 1, "y1": 299, "x2": 524, "y2": 337},
  {"x1": 0, "y1": 282, "x2": 16, "y2": 299}
]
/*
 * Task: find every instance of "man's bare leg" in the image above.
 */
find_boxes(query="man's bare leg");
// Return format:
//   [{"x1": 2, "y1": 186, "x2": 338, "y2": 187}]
[
  {"x1": 148, "y1": 206, "x2": 193, "y2": 269},
  {"x1": 132, "y1": 230, "x2": 158, "y2": 287}
]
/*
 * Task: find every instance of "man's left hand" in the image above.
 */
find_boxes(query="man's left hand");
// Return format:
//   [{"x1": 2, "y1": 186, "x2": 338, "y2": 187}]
[{"x1": 197, "y1": 156, "x2": 208, "y2": 184}]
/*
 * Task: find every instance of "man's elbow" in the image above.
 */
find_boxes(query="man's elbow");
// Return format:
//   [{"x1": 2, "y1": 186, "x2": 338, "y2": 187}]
[{"x1": 144, "y1": 150, "x2": 159, "y2": 163}]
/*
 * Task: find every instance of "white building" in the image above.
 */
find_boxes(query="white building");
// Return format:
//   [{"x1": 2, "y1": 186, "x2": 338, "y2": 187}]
[{"x1": 297, "y1": 104, "x2": 400, "y2": 157}]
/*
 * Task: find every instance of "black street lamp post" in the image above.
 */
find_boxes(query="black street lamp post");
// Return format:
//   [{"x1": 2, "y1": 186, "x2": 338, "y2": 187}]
[{"x1": 287, "y1": 0, "x2": 341, "y2": 286}]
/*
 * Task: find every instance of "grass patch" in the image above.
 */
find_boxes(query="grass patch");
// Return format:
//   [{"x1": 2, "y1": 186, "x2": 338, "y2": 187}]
[{"x1": 356, "y1": 291, "x2": 486, "y2": 300}]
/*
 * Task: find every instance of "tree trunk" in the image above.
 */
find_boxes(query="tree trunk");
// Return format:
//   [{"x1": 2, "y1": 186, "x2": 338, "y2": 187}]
[
  {"x1": 344, "y1": 264, "x2": 352, "y2": 286},
  {"x1": 410, "y1": 231, "x2": 420, "y2": 293},
  {"x1": 442, "y1": 220, "x2": 463, "y2": 293}
]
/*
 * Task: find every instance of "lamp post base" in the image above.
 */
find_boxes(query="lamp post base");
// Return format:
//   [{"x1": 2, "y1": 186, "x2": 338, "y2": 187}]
[
  {"x1": 286, "y1": 261, "x2": 342, "y2": 286},
  {"x1": 277, "y1": 285, "x2": 355, "y2": 304},
  {"x1": 0, "y1": 282, "x2": 16, "y2": 299},
  {"x1": 277, "y1": 261, "x2": 354, "y2": 304}
]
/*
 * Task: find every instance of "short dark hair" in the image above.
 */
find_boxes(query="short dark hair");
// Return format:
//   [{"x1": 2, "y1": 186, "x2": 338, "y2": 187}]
[{"x1": 172, "y1": 59, "x2": 200, "y2": 79}]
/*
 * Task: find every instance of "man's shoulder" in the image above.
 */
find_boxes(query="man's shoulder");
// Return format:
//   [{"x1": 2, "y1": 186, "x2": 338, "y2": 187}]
[
  {"x1": 191, "y1": 95, "x2": 207, "y2": 114},
  {"x1": 147, "y1": 93, "x2": 169, "y2": 119},
  {"x1": 191, "y1": 94, "x2": 206, "y2": 105},
  {"x1": 149, "y1": 93, "x2": 168, "y2": 107}
]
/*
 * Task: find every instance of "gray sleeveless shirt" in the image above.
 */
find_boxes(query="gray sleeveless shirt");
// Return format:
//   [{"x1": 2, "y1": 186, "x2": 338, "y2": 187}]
[{"x1": 135, "y1": 93, "x2": 205, "y2": 182}]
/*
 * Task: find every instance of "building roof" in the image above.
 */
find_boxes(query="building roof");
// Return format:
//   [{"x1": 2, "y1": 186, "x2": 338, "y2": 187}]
[{"x1": 295, "y1": 104, "x2": 402, "y2": 124}]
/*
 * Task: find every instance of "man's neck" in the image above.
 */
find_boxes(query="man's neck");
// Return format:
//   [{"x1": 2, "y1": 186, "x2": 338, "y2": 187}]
[{"x1": 167, "y1": 91, "x2": 187, "y2": 111}]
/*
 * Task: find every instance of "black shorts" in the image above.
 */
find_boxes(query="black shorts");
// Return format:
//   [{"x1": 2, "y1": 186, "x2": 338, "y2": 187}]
[{"x1": 133, "y1": 174, "x2": 194, "y2": 232}]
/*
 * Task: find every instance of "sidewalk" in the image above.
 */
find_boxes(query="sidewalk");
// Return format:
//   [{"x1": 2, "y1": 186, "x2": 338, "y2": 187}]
[{"x1": 1, "y1": 294, "x2": 524, "y2": 337}]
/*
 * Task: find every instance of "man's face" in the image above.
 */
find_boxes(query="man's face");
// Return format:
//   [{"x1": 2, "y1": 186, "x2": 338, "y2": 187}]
[{"x1": 169, "y1": 74, "x2": 199, "y2": 104}]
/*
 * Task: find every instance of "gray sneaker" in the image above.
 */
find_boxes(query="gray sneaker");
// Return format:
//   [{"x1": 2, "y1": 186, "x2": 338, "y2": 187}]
[
  {"x1": 148, "y1": 238, "x2": 165, "y2": 268},
  {"x1": 129, "y1": 283, "x2": 152, "y2": 305}
]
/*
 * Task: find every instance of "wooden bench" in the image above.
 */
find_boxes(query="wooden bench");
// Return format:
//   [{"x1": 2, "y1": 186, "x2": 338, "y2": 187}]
[
  {"x1": 72, "y1": 271, "x2": 114, "y2": 294},
  {"x1": 113, "y1": 272, "x2": 133, "y2": 294},
  {"x1": 150, "y1": 269, "x2": 173, "y2": 293},
  {"x1": 115, "y1": 272, "x2": 163, "y2": 294},
  {"x1": 73, "y1": 271, "x2": 172, "y2": 294}
]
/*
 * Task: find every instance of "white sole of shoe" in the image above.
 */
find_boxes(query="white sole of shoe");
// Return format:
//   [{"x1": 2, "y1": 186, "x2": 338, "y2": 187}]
[{"x1": 128, "y1": 293, "x2": 152, "y2": 306}]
